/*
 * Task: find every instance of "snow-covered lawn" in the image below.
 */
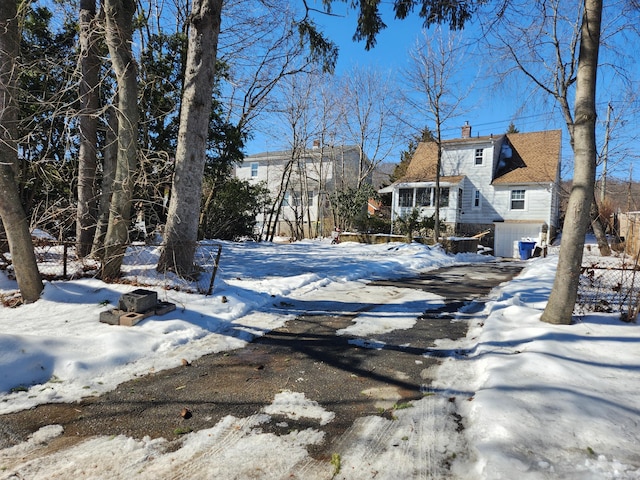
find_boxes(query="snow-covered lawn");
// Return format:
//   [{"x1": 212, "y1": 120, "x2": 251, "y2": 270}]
[{"x1": 1, "y1": 239, "x2": 639, "y2": 479}]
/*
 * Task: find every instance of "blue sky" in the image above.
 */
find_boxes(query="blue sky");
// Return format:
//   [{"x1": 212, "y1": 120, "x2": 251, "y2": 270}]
[
  {"x1": 245, "y1": 6, "x2": 569, "y2": 162},
  {"x1": 244, "y1": 4, "x2": 638, "y2": 182}
]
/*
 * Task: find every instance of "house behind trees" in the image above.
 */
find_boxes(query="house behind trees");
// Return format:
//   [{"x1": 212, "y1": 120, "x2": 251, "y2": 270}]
[
  {"x1": 236, "y1": 143, "x2": 372, "y2": 239},
  {"x1": 380, "y1": 124, "x2": 562, "y2": 257}
]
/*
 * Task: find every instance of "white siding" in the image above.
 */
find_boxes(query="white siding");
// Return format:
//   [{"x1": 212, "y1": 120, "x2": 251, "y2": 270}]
[
  {"x1": 443, "y1": 142, "x2": 499, "y2": 225},
  {"x1": 236, "y1": 146, "x2": 366, "y2": 237},
  {"x1": 491, "y1": 185, "x2": 553, "y2": 224}
]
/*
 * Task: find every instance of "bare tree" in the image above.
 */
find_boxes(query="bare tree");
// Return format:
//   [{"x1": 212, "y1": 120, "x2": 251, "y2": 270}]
[
  {"x1": 338, "y1": 65, "x2": 402, "y2": 189},
  {"x1": 541, "y1": 0, "x2": 603, "y2": 324},
  {"x1": 219, "y1": 0, "x2": 314, "y2": 136},
  {"x1": 0, "y1": 0, "x2": 43, "y2": 302},
  {"x1": 308, "y1": 78, "x2": 342, "y2": 237},
  {"x1": 76, "y1": 0, "x2": 101, "y2": 257},
  {"x1": 157, "y1": 0, "x2": 224, "y2": 275},
  {"x1": 101, "y1": 0, "x2": 139, "y2": 279},
  {"x1": 261, "y1": 72, "x2": 318, "y2": 241},
  {"x1": 486, "y1": 0, "x2": 613, "y2": 256},
  {"x1": 402, "y1": 27, "x2": 470, "y2": 240}
]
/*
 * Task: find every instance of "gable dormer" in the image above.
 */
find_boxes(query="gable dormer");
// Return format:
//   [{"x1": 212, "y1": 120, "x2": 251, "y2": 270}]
[
  {"x1": 494, "y1": 137, "x2": 526, "y2": 180},
  {"x1": 492, "y1": 130, "x2": 562, "y2": 185}
]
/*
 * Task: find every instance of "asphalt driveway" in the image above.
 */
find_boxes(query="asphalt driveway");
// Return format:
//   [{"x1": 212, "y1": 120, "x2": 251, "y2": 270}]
[{"x1": 0, "y1": 261, "x2": 523, "y2": 467}]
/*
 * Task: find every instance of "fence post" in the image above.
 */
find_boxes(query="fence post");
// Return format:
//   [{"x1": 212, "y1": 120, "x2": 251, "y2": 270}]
[
  {"x1": 63, "y1": 242, "x2": 68, "y2": 278},
  {"x1": 207, "y1": 244, "x2": 222, "y2": 296}
]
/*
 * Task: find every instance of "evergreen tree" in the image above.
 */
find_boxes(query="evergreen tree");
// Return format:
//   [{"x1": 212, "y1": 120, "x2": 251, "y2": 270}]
[
  {"x1": 18, "y1": 5, "x2": 78, "y2": 236},
  {"x1": 506, "y1": 122, "x2": 520, "y2": 133}
]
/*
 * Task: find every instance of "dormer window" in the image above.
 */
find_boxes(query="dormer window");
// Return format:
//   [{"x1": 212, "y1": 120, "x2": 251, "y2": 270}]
[{"x1": 475, "y1": 148, "x2": 484, "y2": 165}]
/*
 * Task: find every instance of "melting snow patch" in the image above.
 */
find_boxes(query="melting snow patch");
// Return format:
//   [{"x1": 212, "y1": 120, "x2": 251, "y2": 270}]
[{"x1": 263, "y1": 390, "x2": 335, "y2": 426}]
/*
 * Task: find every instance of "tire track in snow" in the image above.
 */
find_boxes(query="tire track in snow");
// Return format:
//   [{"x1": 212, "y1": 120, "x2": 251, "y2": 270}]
[
  {"x1": 405, "y1": 393, "x2": 437, "y2": 479},
  {"x1": 331, "y1": 415, "x2": 399, "y2": 479},
  {"x1": 143, "y1": 415, "x2": 262, "y2": 480}
]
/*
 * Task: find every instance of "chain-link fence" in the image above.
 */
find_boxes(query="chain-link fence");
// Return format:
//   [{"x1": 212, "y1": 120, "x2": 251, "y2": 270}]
[
  {"x1": 1, "y1": 241, "x2": 223, "y2": 295},
  {"x1": 0, "y1": 241, "x2": 99, "y2": 280},
  {"x1": 122, "y1": 242, "x2": 222, "y2": 295},
  {"x1": 577, "y1": 261, "x2": 640, "y2": 322}
]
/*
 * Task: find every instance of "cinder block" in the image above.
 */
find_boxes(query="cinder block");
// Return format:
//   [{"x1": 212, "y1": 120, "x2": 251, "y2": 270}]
[
  {"x1": 100, "y1": 309, "x2": 125, "y2": 325},
  {"x1": 118, "y1": 289, "x2": 158, "y2": 313},
  {"x1": 119, "y1": 311, "x2": 147, "y2": 327},
  {"x1": 155, "y1": 301, "x2": 176, "y2": 315}
]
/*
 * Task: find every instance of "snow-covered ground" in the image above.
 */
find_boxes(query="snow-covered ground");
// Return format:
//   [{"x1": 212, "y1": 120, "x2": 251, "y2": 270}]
[{"x1": 0, "y1": 239, "x2": 639, "y2": 479}]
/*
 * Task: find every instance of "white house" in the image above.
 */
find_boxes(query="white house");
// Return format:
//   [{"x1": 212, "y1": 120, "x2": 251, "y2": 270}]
[
  {"x1": 380, "y1": 126, "x2": 562, "y2": 257},
  {"x1": 236, "y1": 144, "x2": 369, "y2": 239}
]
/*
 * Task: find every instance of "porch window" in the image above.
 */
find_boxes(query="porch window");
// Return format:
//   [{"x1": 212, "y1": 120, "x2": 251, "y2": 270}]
[
  {"x1": 511, "y1": 189, "x2": 525, "y2": 210},
  {"x1": 399, "y1": 188, "x2": 414, "y2": 208},
  {"x1": 416, "y1": 187, "x2": 432, "y2": 206},
  {"x1": 439, "y1": 187, "x2": 450, "y2": 207}
]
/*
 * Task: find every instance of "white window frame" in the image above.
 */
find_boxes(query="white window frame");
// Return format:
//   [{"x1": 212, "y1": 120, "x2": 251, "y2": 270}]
[
  {"x1": 510, "y1": 189, "x2": 526, "y2": 210},
  {"x1": 473, "y1": 189, "x2": 481, "y2": 208},
  {"x1": 398, "y1": 188, "x2": 414, "y2": 208},
  {"x1": 474, "y1": 148, "x2": 484, "y2": 165},
  {"x1": 250, "y1": 162, "x2": 258, "y2": 177},
  {"x1": 416, "y1": 187, "x2": 432, "y2": 206},
  {"x1": 439, "y1": 187, "x2": 450, "y2": 207}
]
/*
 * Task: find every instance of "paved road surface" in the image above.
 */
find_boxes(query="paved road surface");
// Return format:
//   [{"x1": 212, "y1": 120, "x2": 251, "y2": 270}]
[{"x1": 0, "y1": 261, "x2": 522, "y2": 474}]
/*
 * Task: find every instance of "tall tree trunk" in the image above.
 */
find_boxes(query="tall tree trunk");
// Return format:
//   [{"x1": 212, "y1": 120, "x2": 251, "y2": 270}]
[
  {"x1": 591, "y1": 196, "x2": 611, "y2": 255},
  {"x1": 157, "y1": 0, "x2": 223, "y2": 275},
  {"x1": 91, "y1": 103, "x2": 118, "y2": 257},
  {"x1": 541, "y1": 0, "x2": 602, "y2": 325},
  {"x1": 76, "y1": 0, "x2": 100, "y2": 258},
  {"x1": 101, "y1": 0, "x2": 138, "y2": 280},
  {"x1": 0, "y1": 0, "x2": 43, "y2": 302}
]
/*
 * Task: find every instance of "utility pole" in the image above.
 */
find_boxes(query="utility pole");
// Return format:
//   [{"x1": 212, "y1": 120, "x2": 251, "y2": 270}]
[
  {"x1": 600, "y1": 102, "x2": 612, "y2": 204},
  {"x1": 627, "y1": 163, "x2": 633, "y2": 214}
]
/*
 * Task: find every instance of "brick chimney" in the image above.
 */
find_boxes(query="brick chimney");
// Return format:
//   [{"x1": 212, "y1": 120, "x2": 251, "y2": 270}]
[{"x1": 461, "y1": 121, "x2": 471, "y2": 139}]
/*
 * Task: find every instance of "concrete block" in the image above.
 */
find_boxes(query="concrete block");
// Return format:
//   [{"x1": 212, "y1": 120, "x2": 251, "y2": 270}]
[
  {"x1": 99, "y1": 309, "x2": 125, "y2": 325},
  {"x1": 119, "y1": 311, "x2": 147, "y2": 327},
  {"x1": 118, "y1": 288, "x2": 157, "y2": 313},
  {"x1": 155, "y1": 301, "x2": 176, "y2": 315}
]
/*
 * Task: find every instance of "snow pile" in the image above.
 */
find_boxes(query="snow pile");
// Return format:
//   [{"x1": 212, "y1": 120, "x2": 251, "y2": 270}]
[
  {"x1": 436, "y1": 255, "x2": 640, "y2": 479},
  {"x1": 1, "y1": 239, "x2": 639, "y2": 479},
  {"x1": 0, "y1": 240, "x2": 459, "y2": 414}
]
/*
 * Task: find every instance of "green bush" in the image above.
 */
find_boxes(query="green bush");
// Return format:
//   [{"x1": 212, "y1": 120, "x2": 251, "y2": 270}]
[{"x1": 199, "y1": 178, "x2": 270, "y2": 240}]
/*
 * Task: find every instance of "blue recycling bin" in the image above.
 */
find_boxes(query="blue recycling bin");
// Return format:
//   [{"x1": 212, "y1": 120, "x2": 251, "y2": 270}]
[{"x1": 518, "y1": 241, "x2": 536, "y2": 260}]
